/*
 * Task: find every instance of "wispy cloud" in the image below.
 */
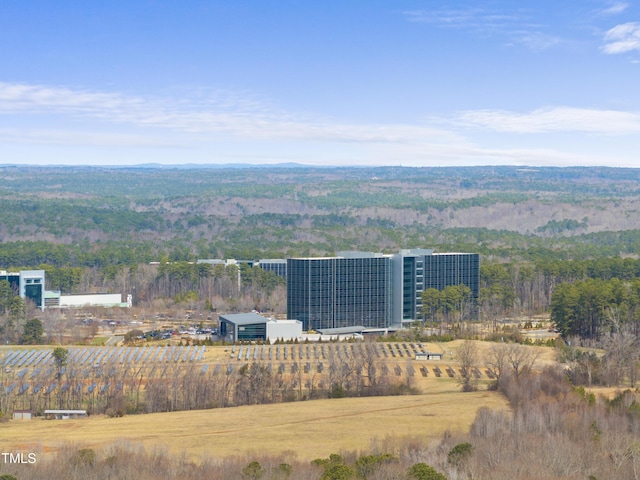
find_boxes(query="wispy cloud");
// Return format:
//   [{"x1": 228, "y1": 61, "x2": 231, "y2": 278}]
[
  {"x1": 0, "y1": 127, "x2": 182, "y2": 148},
  {"x1": 403, "y1": 8, "x2": 524, "y2": 31},
  {"x1": 454, "y1": 106, "x2": 640, "y2": 134},
  {"x1": 511, "y1": 32, "x2": 562, "y2": 52},
  {"x1": 402, "y1": 7, "x2": 562, "y2": 51},
  {"x1": 601, "y1": 22, "x2": 640, "y2": 53},
  {"x1": 372, "y1": 138, "x2": 636, "y2": 168},
  {"x1": 600, "y1": 1, "x2": 630, "y2": 15},
  {"x1": 1, "y1": 83, "x2": 637, "y2": 168},
  {"x1": 0, "y1": 82, "x2": 459, "y2": 146}
]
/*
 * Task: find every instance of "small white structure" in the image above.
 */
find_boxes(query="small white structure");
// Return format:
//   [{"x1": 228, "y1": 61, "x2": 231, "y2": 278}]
[
  {"x1": 415, "y1": 352, "x2": 444, "y2": 361},
  {"x1": 267, "y1": 319, "x2": 303, "y2": 343},
  {"x1": 44, "y1": 409, "x2": 87, "y2": 420},
  {"x1": 12, "y1": 409, "x2": 32, "y2": 420}
]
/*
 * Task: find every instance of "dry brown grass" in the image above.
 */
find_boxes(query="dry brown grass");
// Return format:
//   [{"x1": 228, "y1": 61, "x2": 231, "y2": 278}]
[
  {"x1": 429, "y1": 339, "x2": 559, "y2": 367},
  {"x1": 2, "y1": 386, "x2": 508, "y2": 462},
  {"x1": 585, "y1": 386, "x2": 634, "y2": 399},
  {"x1": 1, "y1": 340, "x2": 558, "y2": 464}
]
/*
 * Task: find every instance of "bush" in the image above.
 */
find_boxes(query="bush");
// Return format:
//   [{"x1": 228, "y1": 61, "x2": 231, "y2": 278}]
[
  {"x1": 72, "y1": 448, "x2": 96, "y2": 467},
  {"x1": 354, "y1": 453, "x2": 397, "y2": 478},
  {"x1": 242, "y1": 460, "x2": 264, "y2": 479},
  {"x1": 105, "y1": 407, "x2": 124, "y2": 418},
  {"x1": 407, "y1": 462, "x2": 447, "y2": 480},
  {"x1": 319, "y1": 463, "x2": 355, "y2": 480},
  {"x1": 330, "y1": 383, "x2": 346, "y2": 398},
  {"x1": 447, "y1": 442, "x2": 473, "y2": 467},
  {"x1": 277, "y1": 463, "x2": 292, "y2": 478}
]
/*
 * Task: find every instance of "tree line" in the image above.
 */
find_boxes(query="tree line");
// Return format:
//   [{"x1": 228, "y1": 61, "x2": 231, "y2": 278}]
[
  {"x1": 0, "y1": 342, "x2": 415, "y2": 418},
  {"x1": 551, "y1": 277, "x2": 640, "y2": 340},
  {"x1": 10, "y1": 247, "x2": 640, "y2": 343}
]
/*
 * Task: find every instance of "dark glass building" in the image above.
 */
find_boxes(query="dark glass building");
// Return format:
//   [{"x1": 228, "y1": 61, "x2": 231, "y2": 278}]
[
  {"x1": 392, "y1": 250, "x2": 480, "y2": 324},
  {"x1": 257, "y1": 259, "x2": 287, "y2": 278},
  {"x1": 219, "y1": 313, "x2": 268, "y2": 342},
  {"x1": 287, "y1": 253, "x2": 392, "y2": 331},
  {"x1": 0, "y1": 269, "x2": 46, "y2": 311}
]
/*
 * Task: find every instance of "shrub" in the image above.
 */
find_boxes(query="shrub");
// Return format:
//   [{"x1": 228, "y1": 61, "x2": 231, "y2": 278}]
[
  {"x1": 330, "y1": 383, "x2": 346, "y2": 398},
  {"x1": 312, "y1": 454, "x2": 356, "y2": 480},
  {"x1": 447, "y1": 442, "x2": 473, "y2": 467},
  {"x1": 407, "y1": 462, "x2": 447, "y2": 480},
  {"x1": 354, "y1": 453, "x2": 397, "y2": 478},
  {"x1": 242, "y1": 460, "x2": 264, "y2": 479},
  {"x1": 320, "y1": 463, "x2": 355, "y2": 480},
  {"x1": 277, "y1": 463, "x2": 292, "y2": 478},
  {"x1": 72, "y1": 448, "x2": 96, "y2": 467}
]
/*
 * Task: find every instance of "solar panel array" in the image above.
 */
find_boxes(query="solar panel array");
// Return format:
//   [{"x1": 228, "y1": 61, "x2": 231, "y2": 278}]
[
  {"x1": 0, "y1": 341, "x2": 482, "y2": 403},
  {"x1": 226, "y1": 342, "x2": 438, "y2": 365},
  {"x1": 1, "y1": 342, "x2": 444, "y2": 375},
  {"x1": 0, "y1": 345, "x2": 206, "y2": 371}
]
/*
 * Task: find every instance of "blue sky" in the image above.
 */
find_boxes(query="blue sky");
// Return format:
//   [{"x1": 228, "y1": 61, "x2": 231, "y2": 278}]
[{"x1": 1, "y1": 0, "x2": 639, "y2": 167}]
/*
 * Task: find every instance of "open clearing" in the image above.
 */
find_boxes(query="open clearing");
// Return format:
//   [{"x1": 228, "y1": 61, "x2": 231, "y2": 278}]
[
  {"x1": 1, "y1": 340, "x2": 554, "y2": 462},
  {"x1": 2, "y1": 385, "x2": 508, "y2": 462}
]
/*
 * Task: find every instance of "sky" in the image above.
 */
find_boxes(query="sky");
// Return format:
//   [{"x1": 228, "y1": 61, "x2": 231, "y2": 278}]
[{"x1": 0, "y1": 0, "x2": 639, "y2": 167}]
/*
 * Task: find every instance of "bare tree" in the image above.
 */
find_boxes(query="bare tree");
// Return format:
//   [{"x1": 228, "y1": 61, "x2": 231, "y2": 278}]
[
  {"x1": 506, "y1": 344, "x2": 539, "y2": 381},
  {"x1": 602, "y1": 316, "x2": 638, "y2": 386},
  {"x1": 486, "y1": 343, "x2": 509, "y2": 389},
  {"x1": 361, "y1": 340, "x2": 380, "y2": 394},
  {"x1": 456, "y1": 340, "x2": 479, "y2": 391}
]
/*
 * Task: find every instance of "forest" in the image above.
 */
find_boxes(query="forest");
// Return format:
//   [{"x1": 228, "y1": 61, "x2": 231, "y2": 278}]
[
  {"x1": 2, "y1": 164, "x2": 640, "y2": 265},
  {"x1": 3, "y1": 165, "x2": 640, "y2": 341}
]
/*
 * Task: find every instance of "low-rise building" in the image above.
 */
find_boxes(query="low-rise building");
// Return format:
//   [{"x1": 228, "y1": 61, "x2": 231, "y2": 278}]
[
  {"x1": 12, "y1": 409, "x2": 33, "y2": 420},
  {"x1": 219, "y1": 313, "x2": 302, "y2": 343},
  {"x1": 44, "y1": 409, "x2": 87, "y2": 420}
]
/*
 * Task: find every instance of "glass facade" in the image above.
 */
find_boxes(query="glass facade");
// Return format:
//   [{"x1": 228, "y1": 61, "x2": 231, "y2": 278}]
[
  {"x1": 416, "y1": 253, "x2": 480, "y2": 319},
  {"x1": 257, "y1": 260, "x2": 287, "y2": 278},
  {"x1": 0, "y1": 270, "x2": 45, "y2": 310},
  {"x1": 237, "y1": 323, "x2": 267, "y2": 341},
  {"x1": 422, "y1": 254, "x2": 479, "y2": 297},
  {"x1": 395, "y1": 250, "x2": 480, "y2": 324},
  {"x1": 24, "y1": 282, "x2": 43, "y2": 307},
  {"x1": 287, "y1": 251, "x2": 479, "y2": 329},
  {"x1": 0, "y1": 273, "x2": 20, "y2": 294},
  {"x1": 219, "y1": 314, "x2": 269, "y2": 342},
  {"x1": 402, "y1": 256, "x2": 417, "y2": 320},
  {"x1": 287, "y1": 256, "x2": 392, "y2": 331}
]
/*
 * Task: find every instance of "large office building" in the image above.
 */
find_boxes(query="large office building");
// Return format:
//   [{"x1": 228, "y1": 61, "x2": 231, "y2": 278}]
[
  {"x1": 0, "y1": 270, "x2": 46, "y2": 311},
  {"x1": 287, "y1": 249, "x2": 479, "y2": 330},
  {"x1": 392, "y1": 249, "x2": 480, "y2": 325},
  {"x1": 287, "y1": 252, "x2": 393, "y2": 331}
]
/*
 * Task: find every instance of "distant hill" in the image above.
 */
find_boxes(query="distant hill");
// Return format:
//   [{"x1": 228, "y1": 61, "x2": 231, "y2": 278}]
[{"x1": 1, "y1": 164, "x2": 639, "y2": 262}]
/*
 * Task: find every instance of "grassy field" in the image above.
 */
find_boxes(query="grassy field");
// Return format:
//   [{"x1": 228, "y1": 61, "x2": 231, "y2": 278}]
[
  {"x1": 2, "y1": 384, "x2": 508, "y2": 462},
  {"x1": 1, "y1": 340, "x2": 556, "y2": 463}
]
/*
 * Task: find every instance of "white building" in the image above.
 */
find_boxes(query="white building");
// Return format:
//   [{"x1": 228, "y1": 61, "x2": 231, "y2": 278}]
[{"x1": 57, "y1": 293, "x2": 131, "y2": 308}]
